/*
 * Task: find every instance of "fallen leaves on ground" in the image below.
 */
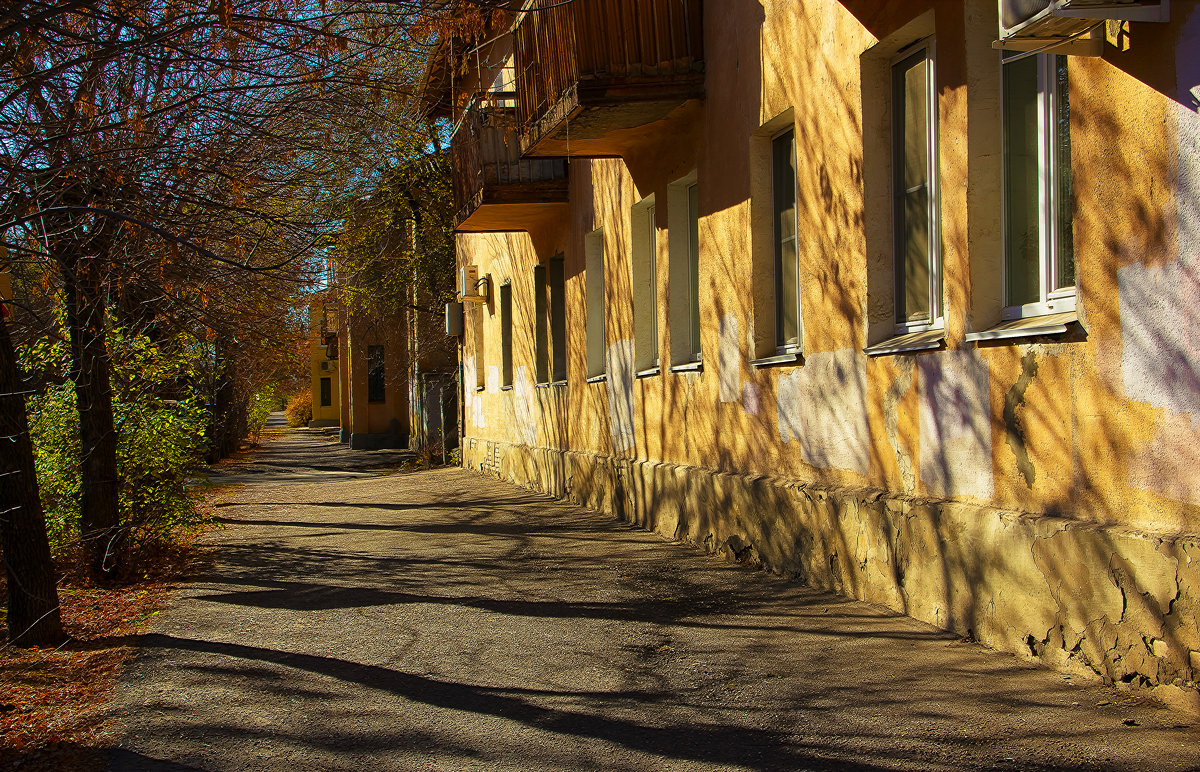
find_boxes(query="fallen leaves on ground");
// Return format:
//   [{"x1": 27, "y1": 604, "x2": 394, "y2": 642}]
[{"x1": 0, "y1": 538, "x2": 209, "y2": 771}]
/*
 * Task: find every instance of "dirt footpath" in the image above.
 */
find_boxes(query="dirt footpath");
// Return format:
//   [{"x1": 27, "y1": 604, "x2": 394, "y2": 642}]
[{"x1": 106, "y1": 427, "x2": 1200, "y2": 771}]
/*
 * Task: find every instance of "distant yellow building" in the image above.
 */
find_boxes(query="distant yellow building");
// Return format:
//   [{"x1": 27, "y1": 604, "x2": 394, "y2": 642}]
[
  {"x1": 430, "y1": 0, "x2": 1200, "y2": 701},
  {"x1": 337, "y1": 305, "x2": 409, "y2": 449},
  {"x1": 308, "y1": 299, "x2": 340, "y2": 428}
]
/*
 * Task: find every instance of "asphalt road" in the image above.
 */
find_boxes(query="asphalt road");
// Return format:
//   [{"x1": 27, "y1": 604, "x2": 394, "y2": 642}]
[{"x1": 107, "y1": 424, "x2": 1200, "y2": 771}]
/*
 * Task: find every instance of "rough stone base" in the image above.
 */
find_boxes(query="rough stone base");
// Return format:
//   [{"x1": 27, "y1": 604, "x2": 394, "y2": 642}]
[
  {"x1": 462, "y1": 439, "x2": 1200, "y2": 705},
  {"x1": 308, "y1": 419, "x2": 339, "y2": 429}
]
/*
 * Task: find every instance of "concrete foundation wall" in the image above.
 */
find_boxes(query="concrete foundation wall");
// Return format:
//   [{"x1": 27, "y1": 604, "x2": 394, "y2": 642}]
[{"x1": 464, "y1": 439, "x2": 1200, "y2": 710}]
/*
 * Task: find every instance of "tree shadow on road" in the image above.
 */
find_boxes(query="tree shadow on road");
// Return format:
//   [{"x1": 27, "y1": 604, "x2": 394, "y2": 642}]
[{"x1": 127, "y1": 632, "x2": 1060, "y2": 772}]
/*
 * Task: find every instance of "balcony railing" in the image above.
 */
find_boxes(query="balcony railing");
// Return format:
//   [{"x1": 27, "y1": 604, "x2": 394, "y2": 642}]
[
  {"x1": 451, "y1": 103, "x2": 569, "y2": 231},
  {"x1": 514, "y1": 0, "x2": 704, "y2": 156}
]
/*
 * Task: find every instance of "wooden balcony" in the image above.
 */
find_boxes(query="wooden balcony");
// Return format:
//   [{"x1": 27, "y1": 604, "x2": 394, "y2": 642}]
[
  {"x1": 452, "y1": 104, "x2": 569, "y2": 232},
  {"x1": 514, "y1": 0, "x2": 705, "y2": 158}
]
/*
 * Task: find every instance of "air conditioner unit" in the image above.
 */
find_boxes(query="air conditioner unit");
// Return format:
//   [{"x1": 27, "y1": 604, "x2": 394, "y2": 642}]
[
  {"x1": 997, "y1": 0, "x2": 1168, "y2": 50},
  {"x1": 320, "y1": 360, "x2": 329, "y2": 371},
  {"x1": 459, "y1": 265, "x2": 489, "y2": 304}
]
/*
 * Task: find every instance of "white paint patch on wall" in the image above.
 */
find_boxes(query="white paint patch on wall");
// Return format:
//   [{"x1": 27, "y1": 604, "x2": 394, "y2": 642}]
[
  {"x1": 777, "y1": 369, "x2": 803, "y2": 444},
  {"x1": 488, "y1": 365, "x2": 500, "y2": 395},
  {"x1": 1118, "y1": 254, "x2": 1200, "y2": 422},
  {"x1": 719, "y1": 313, "x2": 741, "y2": 403},
  {"x1": 463, "y1": 356, "x2": 476, "y2": 423},
  {"x1": 742, "y1": 382, "x2": 760, "y2": 415},
  {"x1": 776, "y1": 349, "x2": 870, "y2": 474},
  {"x1": 472, "y1": 394, "x2": 485, "y2": 429},
  {"x1": 918, "y1": 350, "x2": 993, "y2": 500},
  {"x1": 606, "y1": 339, "x2": 636, "y2": 452},
  {"x1": 513, "y1": 365, "x2": 536, "y2": 446}
]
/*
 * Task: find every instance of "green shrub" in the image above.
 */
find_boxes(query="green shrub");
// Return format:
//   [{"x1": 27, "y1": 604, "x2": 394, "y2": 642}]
[
  {"x1": 247, "y1": 383, "x2": 279, "y2": 442},
  {"x1": 23, "y1": 327, "x2": 210, "y2": 554},
  {"x1": 285, "y1": 389, "x2": 312, "y2": 427}
]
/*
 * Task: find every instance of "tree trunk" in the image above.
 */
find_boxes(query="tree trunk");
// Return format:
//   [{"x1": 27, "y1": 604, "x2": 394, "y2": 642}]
[
  {"x1": 207, "y1": 341, "x2": 239, "y2": 463},
  {"x1": 0, "y1": 316, "x2": 66, "y2": 646},
  {"x1": 60, "y1": 253, "x2": 122, "y2": 581}
]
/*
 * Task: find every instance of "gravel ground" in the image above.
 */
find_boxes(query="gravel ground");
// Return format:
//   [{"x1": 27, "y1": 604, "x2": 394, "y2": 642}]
[{"x1": 106, "y1": 423, "x2": 1200, "y2": 771}]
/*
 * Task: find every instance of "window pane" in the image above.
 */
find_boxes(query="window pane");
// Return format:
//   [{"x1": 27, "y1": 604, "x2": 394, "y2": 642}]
[
  {"x1": 773, "y1": 131, "x2": 797, "y2": 242},
  {"x1": 534, "y1": 264, "x2": 548, "y2": 383},
  {"x1": 320, "y1": 377, "x2": 331, "y2": 407},
  {"x1": 902, "y1": 57, "x2": 928, "y2": 192},
  {"x1": 549, "y1": 256, "x2": 566, "y2": 381},
  {"x1": 1004, "y1": 55, "x2": 1041, "y2": 308},
  {"x1": 647, "y1": 205, "x2": 658, "y2": 361},
  {"x1": 367, "y1": 345, "x2": 385, "y2": 403},
  {"x1": 894, "y1": 51, "x2": 932, "y2": 324},
  {"x1": 773, "y1": 129, "x2": 799, "y2": 347},
  {"x1": 500, "y1": 283, "x2": 513, "y2": 387},
  {"x1": 1054, "y1": 55, "x2": 1075, "y2": 292},
  {"x1": 902, "y1": 188, "x2": 931, "y2": 321},
  {"x1": 688, "y1": 183, "x2": 701, "y2": 357},
  {"x1": 585, "y1": 229, "x2": 605, "y2": 378},
  {"x1": 632, "y1": 202, "x2": 657, "y2": 371},
  {"x1": 778, "y1": 238, "x2": 799, "y2": 346}
]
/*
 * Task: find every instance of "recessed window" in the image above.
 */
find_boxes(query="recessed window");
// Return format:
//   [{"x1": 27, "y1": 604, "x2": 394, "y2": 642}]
[
  {"x1": 631, "y1": 197, "x2": 659, "y2": 372},
  {"x1": 1003, "y1": 52, "x2": 1074, "y2": 319},
  {"x1": 668, "y1": 173, "x2": 702, "y2": 365},
  {"x1": 892, "y1": 44, "x2": 941, "y2": 332},
  {"x1": 367, "y1": 345, "x2": 385, "y2": 403},
  {"x1": 687, "y1": 184, "x2": 701, "y2": 359},
  {"x1": 549, "y1": 254, "x2": 567, "y2": 382},
  {"x1": 773, "y1": 128, "x2": 801, "y2": 351},
  {"x1": 319, "y1": 377, "x2": 332, "y2": 407},
  {"x1": 585, "y1": 228, "x2": 606, "y2": 379},
  {"x1": 534, "y1": 263, "x2": 549, "y2": 384},
  {"x1": 500, "y1": 282, "x2": 513, "y2": 388}
]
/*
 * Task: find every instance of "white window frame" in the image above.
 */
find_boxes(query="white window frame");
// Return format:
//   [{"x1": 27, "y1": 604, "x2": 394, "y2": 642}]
[
  {"x1": 1001, "y1": 51, "x2": 1076, "y2": 321},
  {"x1": 891, "y1": 41, "x2": 943, "y2": 335}
]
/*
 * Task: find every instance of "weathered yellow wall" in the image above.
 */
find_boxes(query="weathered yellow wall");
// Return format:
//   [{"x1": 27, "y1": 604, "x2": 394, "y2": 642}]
[
  {"x1": 343, "y1": 309, "x2": 408, "y2": 449},
  {"x1": 308, "y1": 304, "x2": 340, "y2": 426},
  {"x1": 455, "y1": 0, "x2": 1200, "y2": 704}
]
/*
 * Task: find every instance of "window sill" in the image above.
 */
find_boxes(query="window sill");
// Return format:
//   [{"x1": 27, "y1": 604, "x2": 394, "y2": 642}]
[
  {"x1": 670, "y1": 361, "x2": 704, "y2": 373},
  {"x1": 536, "y1": 380, "x2": 568, "y2": 389},
  {"x1": 585, "y1": 374, "x2": 607, "y2": 384},
  {"x1": 636, "y1": 366, "x2": 661, "y2": 379},
  {"x1": 864, "y1": 329, "x2": 945, "y2": 357},
  {"x1": 475, "y1": 386, "x2": 485, "y2": 392},
  {"x1": 964, "y1": 311, "x2": 1077, "y2": 343},
  {"x1": 501, "y1": 385, "x2": 513, "y2": 392},
  {"x1": 751, "y1": 351, "x2": 802, "y2": 368}
]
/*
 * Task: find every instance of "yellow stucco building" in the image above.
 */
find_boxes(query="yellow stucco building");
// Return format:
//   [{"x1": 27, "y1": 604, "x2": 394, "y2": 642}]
[{"x1": 433, "y1": 0, "x2": 1200, "y2": 702}]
